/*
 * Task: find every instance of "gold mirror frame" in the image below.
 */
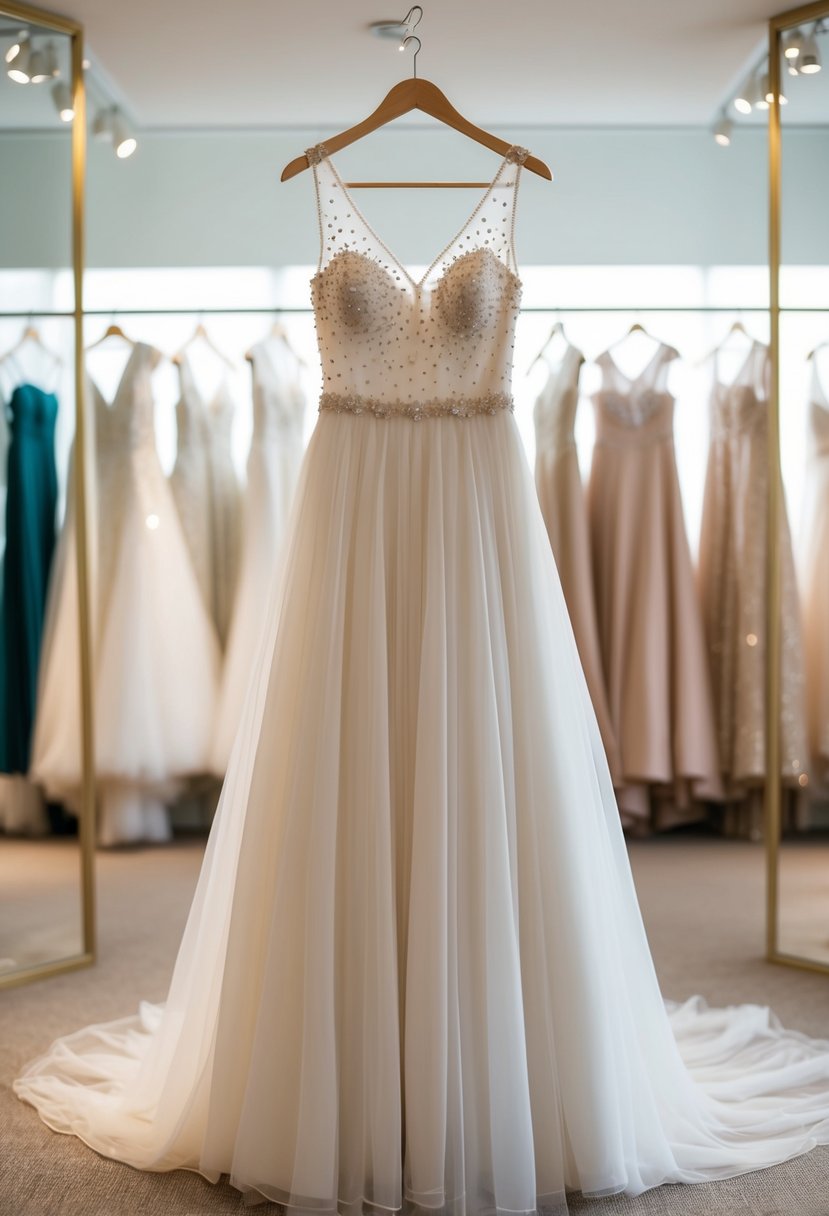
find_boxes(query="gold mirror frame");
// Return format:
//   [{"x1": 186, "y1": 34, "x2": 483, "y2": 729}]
[
  {"x1": 0, "y1": 1, "x2": 95, "y2": 988},
  {"x1": 766, "y1": 0, "x2": 829, "y2": 976}
]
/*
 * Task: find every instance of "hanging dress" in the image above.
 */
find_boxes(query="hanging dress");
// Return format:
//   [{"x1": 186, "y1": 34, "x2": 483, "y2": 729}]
[
  {"x1": 90, "y1": 343, "x2": 222, "y2": 843},
  {"x1": 170, "y1": 356, "x2": 241, "y2": 648},
  {"x1": 16, "y1": 143, "x2": 829, "y2": 1216},
  {"x1": 800, "y1": 361, "x2": 829, "y2": 792},
  {"x1": 589, "y1": 342, "x2": 722, "y2": 831},
  {"x1": 0, "y1": 356, "x2": 58, "y2": 834},
  {"x1": 533, "y1": 343, "x2": 619, "y2": 780},
  {"x1": 211, "y1": 340, "x2": 305, "y2": 773},
  {"x1": 698, "y1": 340, "x2": 808, "y2": 836}
]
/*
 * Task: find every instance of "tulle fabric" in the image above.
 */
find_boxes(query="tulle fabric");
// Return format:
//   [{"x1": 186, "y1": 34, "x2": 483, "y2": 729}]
[{"x1": 16, "y1": 410, "x2": 829, "y2": 1213}]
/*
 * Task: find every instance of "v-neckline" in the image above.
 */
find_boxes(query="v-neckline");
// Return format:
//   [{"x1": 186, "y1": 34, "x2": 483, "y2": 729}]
[
  {"x1": 87, "y1": 341, "x2": 142, "y2": 411},
  {"x1": 602, "y1": 340, "x2": 665, "y2": 391},
  {"x1": 713, "y1": 338, "x2": 761, "y2": 391},
  {"x1": 322, "y1": 146, "x2": 515, "y2": 291},
  {"x1": 179, "y1": 352, "x2": 230, "y2": 415}
]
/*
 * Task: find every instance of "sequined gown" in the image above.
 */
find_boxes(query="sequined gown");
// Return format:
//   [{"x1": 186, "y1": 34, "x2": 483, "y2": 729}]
[
  {"x1": 698, "y1": 341, "x2": 808, "y2": 835},
  {"x1": 211, "y1": 341, "x2": 306, "y2": 772},
  {"x1": 800, "y1": 363, "x2": 829, "y2": 792},
  {"x1": 589, "y1": 344, "x2": 721, "y2": 831},
  {"x1": 170, "y1": 356, "x2": 242, "y2": 648},
  {"x1": 533, "y1": 343, "x2": 619, "y2": 779},
  {"x1": 16, "y1": 146, "x2": 829, "y2": 1215}
]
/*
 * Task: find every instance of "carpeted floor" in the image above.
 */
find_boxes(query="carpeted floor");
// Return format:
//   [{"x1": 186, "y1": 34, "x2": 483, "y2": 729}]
[{"x1": 2, "y1": 836, "x2": 829, "y2": 1216}]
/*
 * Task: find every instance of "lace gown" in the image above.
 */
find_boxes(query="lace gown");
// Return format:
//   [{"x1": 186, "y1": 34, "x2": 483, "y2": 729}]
[
  {"x1": 589, "y1": 344, "x2": 721, "y2": 831},
  {"x1": 170, "y1": 355, "x2": 242, "y2": 648},
  {"x1": 533, "y1": 343, "x2": 619, "y2": 780},
  {"x1": 698, "y1": 341, "x2": 808, "y2": 835},
  {"x1": 801, "y1": 362, "x2": 829, "y2": 792},
  {"x1": 211, "y1": 340, "x2": 306, "y2": 773},
  {"x1": 15, "y1": 146, "x2": 829, "y2": 1214}
]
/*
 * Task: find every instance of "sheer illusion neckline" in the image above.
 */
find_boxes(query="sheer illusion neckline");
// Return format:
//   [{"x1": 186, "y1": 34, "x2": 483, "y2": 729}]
[
  {"x1": 319, "y1": 145, "x2": 519, "y2": 291},
  {"x1": 712, "y1": 338, "x2": 761, "y2": 391},
  {"x1": 601, "y1": 340, "x2": 667, "y2": 391}
]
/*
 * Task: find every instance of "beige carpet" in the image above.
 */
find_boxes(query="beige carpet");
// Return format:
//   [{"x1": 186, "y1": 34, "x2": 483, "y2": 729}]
[{"x1": 2, "y1": 837, "x2": 829, "y2": 1216}]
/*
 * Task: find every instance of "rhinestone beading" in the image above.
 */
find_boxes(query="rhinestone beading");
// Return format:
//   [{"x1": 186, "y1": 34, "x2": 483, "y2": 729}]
[
  {"x1": 305, "y1": 143, "x2": 329, "y2": 166},
  {"x1": 319, "y1": 391, "x2": 513, "y2": 421}
]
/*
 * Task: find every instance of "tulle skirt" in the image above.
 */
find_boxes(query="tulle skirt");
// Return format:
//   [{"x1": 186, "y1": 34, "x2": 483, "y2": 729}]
[{"x1": 15, "y1": 411, "x2": 829, "y2": 1212}]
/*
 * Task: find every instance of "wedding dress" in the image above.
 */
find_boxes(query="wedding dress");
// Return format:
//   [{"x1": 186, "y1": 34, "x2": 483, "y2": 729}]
[
  {"x1": 799, "y1": 359, "x2": 829, "y2": 792},
  {"x1": 589, "y1": 343, "x2": 722, "y2": 831},
  {"x1": 211, "y1": 340, "x2": 305, "y2": 773},
  {"x1": 170, "y1": 355, "x2": 241, "y2": 648},
  {"x1": 698, "y1": 340, "x2": 808, "y2": 836},
  {"x1": 15, "y1": 145, "x2": 829, "y2": 1214},
  {"x1": 533, "y1": 343, "x2": 619, "y2": 781}
]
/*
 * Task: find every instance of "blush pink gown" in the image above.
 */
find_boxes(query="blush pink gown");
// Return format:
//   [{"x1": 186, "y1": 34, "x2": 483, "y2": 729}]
[{"x1": 589, "y1": 342, "x2": 722, "y2": 831}]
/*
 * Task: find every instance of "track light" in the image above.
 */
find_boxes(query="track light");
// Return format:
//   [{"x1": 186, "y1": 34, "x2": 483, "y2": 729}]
[
  {"x1": 51, "y1": 80, "x2": 74, "y2": 122},
  {"x1": 713, "y1": 113, "x2": 733, "y2": 147},
  {"x1": 92, "y1": 106, "x2": 114, "y2": 140},
  {"x1": 43, "y1": 41, "x2": 59, "y2": 78},
  {"x1": 4, "y1": 29, "x2": 26, "y2": 63},
  {"x1": 799, "y1": 28, "x2": 822, "y2": 74},
  {"x1": 6, "y1": 33, "x2": 30, "y2": 82},
  {"x1": 28, "y1": 46, "x2": 49, "y2": 83},
  {"x1": 755, "y1": 72, "x2": 770, "y2": 110},
  {"x1": 111, "y1": 109, "x2": 136, "y2": 158},
  {"x1": 783, "y1": 30, "x2": 804, "y2": 60}
]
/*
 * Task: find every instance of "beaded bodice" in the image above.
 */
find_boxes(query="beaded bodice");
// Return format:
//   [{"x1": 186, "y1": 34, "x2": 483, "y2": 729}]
[
  {"x1": 592, "y1": 342, "x2": 678, "y2": 446},
  {"x1": 88, "y1": 342, "x2": 159, "y2": 452},
  {"x1": 307, "y1": 143, "x2": 529, "y2": 419}
]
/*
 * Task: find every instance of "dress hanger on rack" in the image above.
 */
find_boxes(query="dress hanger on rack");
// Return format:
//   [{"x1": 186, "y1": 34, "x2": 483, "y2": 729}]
[
  {"x1": 0, "y1": 320, "x2": 63, "y2": 370},
  {"x1": 698, "y1": 318, "x2": 757, "y2": 366},
  {"x1": 246, "y1": 319, "x2": 307, "y2": 368},
  {"x1": 527, "y1": 319, "x2": 572, "y2": 373},
  {"x1": 806, "y1": 338, "x2": 829, "y2": 362},
  {"x1": 85, "y1": 320, "x2": 136, "y2": 352},
  {"x1": 281, "y1": 7, "x2": 552, "y2": 189},
  {"x1": 173, "y1": 321, "x2": 234, "y2": 370}
]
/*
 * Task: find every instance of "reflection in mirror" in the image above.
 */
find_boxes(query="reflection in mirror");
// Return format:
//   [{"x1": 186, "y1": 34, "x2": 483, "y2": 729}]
[
  {"x1": 774, "y1": 7, "x2": 829, "y2": 968},
  {"x1": 0, "y1": 11, "x2": 85, "y2": 979}
]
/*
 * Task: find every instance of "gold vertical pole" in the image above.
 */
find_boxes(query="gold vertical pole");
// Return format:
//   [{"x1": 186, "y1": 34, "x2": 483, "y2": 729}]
[
  {"x1": 70, "y1": 24, "x2": 96, "y2": 961},
  {"x1": 765, "y1": 21, "x2": 783, "y2": 962}
]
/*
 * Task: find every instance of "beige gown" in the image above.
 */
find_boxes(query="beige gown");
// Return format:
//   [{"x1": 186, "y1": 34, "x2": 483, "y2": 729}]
[
  {"x1": 533, "y1": 343, "x2": 620, "y2": 780},
  {"x1": 589, "y1": 342, "x2": 722, "y2": 832},
  {"x1": 698, "y1": 340, "x2": 808, "y2": 837},
  {"x1": 801, "y1": 363, "x2": 829, "y2": 792}
]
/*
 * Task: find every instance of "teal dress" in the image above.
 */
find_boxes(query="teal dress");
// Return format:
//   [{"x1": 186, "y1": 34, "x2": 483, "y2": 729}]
[{"x1": 0, "y1": 383, "x2": 58, "y2": 773}]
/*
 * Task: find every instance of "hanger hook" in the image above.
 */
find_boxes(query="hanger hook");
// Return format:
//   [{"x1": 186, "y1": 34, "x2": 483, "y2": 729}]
[{"x1": 401, "y1": 33, "x2": 421, "y2": 78}]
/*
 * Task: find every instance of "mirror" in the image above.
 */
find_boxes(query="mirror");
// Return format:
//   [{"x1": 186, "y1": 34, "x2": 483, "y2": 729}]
[
  {"x1": 0, "y1": 2, "x2": 94, "y2": 986},
  {"x1": 769, "y1": 1, "x2": 829, "y2": 970}
]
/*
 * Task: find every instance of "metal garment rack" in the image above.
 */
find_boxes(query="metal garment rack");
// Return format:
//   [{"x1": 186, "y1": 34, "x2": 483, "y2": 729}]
[{"x1": 1, "y1": 306, "x2": 828, "y2": 318}]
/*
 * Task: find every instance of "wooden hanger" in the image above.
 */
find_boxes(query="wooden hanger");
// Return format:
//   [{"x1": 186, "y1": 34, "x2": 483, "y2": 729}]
[
  {"x1": 0, "y1": 321, "x2": 62, "y2": 368},
  {"x1": 85, "y1": 321, "x2": 136, "y2": 352},
  {"x1": 698, "y1": 318, "x2": 756, "y2": 366},
  {"x1": 527, "y1": 320, "x2": 571, "y2": 373},
  {"x1": 246, "y1": 319, "x2": 307, "y2": 368},
  {"x1": 608, "y1": 320, "x2": 664, "y2": 351},
  {"x1": 806, "y1": 338, "x2": 829, "y2": 361},
  {"x1": 281, "y1": 9, "x2": 551, "y2": 188},
  {"x1": 173, "y1": 321, "x2": 234, "y2": 370}
]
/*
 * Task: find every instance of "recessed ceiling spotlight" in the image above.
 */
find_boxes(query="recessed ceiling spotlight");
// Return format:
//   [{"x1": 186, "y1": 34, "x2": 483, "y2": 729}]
[{"x1": 51, "y1": 80, "x2": 74, "y2": 121}]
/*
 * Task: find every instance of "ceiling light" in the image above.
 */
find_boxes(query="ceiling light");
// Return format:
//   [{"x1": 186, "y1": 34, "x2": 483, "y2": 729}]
[
  {"x1": 6, "y1": 33, "x2": 30, "y2": 82},
  {"x1": 28, "y1": 47, "x2": 50, "y2": 83},
  {"x1": 782, "y1": 29, "x2": 804, "y2": 59},
  {"x1": 43, "y1": 41, "x2": 59, "y2": 78},
  {"x1": 799, "y1": 28, "x2": 822, "y2": 73},
  {"x1": 755, "y1": 72, "x2": 770, "y2": 109},
  {"x1": 111, "y1": 109, "x2": 136, "y2": 158},
  {"x1": 92, "y1": 106, "x2": 114, "y2": 140},
  {"x1": 4, "y1": 29, "x2": 26, "y2": 63},
  {"x1": 51, "y1": 80, "x2": 74, "y2": 121},
  {"x1": 713, "y1": 114, "x2": 733, "y2": 147},
  {"x1": 734, "y1": 75, "x2": 759, "y2": 114}
]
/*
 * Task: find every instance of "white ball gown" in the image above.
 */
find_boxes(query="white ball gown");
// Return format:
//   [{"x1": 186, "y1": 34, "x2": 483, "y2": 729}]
[
  {"x1": 211, "y1": 340, "x2": 306, "y2": 773},
  {"x1": 15, "y1": 145, "x2": 829, "y2": 1213}
]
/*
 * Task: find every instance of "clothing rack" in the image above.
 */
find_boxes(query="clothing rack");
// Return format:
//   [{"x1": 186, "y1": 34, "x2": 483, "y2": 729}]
[{"x1": 1, "y1": 306, "x2": 828, "y2": 319}]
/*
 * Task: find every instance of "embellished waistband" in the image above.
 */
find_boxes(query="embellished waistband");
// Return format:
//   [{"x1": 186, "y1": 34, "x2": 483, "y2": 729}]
[{"x1": 319, "y1": 391, "x2": 514, "y2": 421}]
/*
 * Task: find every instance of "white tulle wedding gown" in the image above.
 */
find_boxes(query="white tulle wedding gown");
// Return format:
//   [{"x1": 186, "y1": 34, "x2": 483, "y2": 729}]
[{"x1": 15, "y1": 144, "x2": 829, "y2": 1213}]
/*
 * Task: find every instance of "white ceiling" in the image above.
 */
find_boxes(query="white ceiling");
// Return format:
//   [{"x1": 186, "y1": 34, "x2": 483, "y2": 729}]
[
  {"x1": 1, "y1": 0, "x2": 826, "y2": 130},
  {"x1": 3, "y1": 0, "x2": 771, "y2": 127}
]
